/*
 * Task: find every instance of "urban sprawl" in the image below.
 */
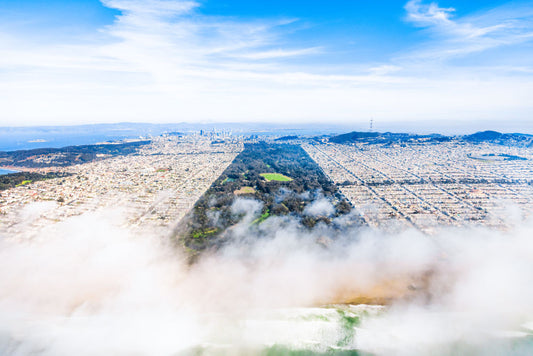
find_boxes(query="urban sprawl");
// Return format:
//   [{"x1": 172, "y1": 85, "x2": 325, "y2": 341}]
[{"x1": 2, "y1": 133, "x2": 533, "y2": 238}]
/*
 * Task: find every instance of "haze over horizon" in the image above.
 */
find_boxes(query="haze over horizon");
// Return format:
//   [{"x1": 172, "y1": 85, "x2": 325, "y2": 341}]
[{"x1": 1, "y1": 0, "x2": 532, "y2": 126}]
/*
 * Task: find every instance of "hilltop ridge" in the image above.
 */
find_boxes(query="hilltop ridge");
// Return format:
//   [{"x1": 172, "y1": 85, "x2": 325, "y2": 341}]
[{"x1": 327, "y1": 130, "x2": 533, "y2": 147}]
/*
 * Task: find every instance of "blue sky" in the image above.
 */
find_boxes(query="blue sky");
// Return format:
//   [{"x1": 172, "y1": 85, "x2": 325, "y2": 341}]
[{"x1": 0, "y1": 0, "x2": 532, "y2": 127}]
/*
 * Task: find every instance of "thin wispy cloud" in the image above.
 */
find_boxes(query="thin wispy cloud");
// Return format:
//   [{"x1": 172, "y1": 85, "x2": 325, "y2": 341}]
[
  {"x1": 0, "y1": 0, "x2": 532, "y2": 125},
  {"x1": 403, "y1": 0, "x2": 533, "y2": 60},
  {"x1": 231, "y1": 47, "x2": 322, "y2": 60},
  {"x1": 405, "y1": 0, "x2": 457, "y2": 27},
  {"x1": 103, "y1": 0, "x2": 200, "y2": 16},
  {"x1": 100, "y1": 0, "x2": 310, "y2": 74}
]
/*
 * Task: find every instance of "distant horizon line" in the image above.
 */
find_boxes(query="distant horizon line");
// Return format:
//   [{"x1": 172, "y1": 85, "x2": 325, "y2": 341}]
[
  {"x1": 1, "y1": 119, "x2": 532, "y2": 130},
  {"x1": 1, "y1": 121, "x2": 533, "y2": 137}
]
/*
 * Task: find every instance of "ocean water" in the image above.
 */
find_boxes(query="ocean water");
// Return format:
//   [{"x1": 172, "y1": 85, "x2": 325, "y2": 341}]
[
  {"x1": 0, "y1": 123, "x2": 165, "y2": 151},
  {"x1": 0, "y1": 132, "x2": 138, "y2": 152}
]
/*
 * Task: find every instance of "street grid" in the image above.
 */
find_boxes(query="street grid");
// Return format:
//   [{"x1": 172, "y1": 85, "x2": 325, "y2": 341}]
[{"x1": 303, "y1": 141, "x2": 533, "y2": 233}]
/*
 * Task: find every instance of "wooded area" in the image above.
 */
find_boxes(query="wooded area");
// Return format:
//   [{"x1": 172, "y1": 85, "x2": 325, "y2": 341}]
[{"x1": 178, "y1": 143, "x2": 353, "y2": 253}]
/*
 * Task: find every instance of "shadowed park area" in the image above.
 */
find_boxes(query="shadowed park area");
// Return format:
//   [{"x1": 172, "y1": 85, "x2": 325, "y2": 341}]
[{"x1": 177, "y1": 142, "x2": 355, "y2": 254}]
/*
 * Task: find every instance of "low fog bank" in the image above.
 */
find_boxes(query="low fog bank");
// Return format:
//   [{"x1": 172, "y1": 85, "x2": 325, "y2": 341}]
[{"x1": 1, "y1": 200, "x2": 533, "y2": 355}]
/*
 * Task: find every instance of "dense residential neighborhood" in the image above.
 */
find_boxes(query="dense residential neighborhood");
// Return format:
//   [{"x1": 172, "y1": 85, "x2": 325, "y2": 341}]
[{"x1": 2, "y1": 133, "x2": 533, "y2": 239}]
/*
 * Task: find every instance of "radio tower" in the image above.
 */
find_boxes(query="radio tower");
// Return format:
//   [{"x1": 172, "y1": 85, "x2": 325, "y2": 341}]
[{"x1": 369, "y1": 117, "x2": 374, "y2": 132}]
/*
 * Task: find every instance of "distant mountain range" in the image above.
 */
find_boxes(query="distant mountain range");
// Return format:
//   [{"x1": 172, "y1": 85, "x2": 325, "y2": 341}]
[{"x1": 327, "y1": 130, "x2": 533, "y2": 147}]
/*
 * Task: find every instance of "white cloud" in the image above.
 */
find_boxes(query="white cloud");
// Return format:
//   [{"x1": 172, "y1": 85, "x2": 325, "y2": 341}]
[
  {"x1": 101, "y1": 0, "x2": 200, "y2": 16},
  {"x1": 403, "y1": 0, "x2": 533, "y2": 60},
  {"x1": 303, "y1": 198, "x2": 335, "y2": 217},
  {"x1": 0, "y1": 0, "x2": 532, "y2": 125},
  {"x1": 232, "y1": 47, "x2": 322, "y2": 60},
  {"x1": 405, "y1": 0, "x2": 456, "y2": 27},
  {"x1": 2, "y1": 204, "x2": 533, "y2": 354}
]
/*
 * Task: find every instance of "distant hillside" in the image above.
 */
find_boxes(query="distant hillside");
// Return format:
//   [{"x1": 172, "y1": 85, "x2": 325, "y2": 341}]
[
  {"x1": 327, "y1": 130, "x2": 533, "y2": 147},
  {"x1": 329, "y1": 131, "x2": 379, "y2": 143},
  {"x1": 0, "y1": 140, "x2": 150, "y2": 168},
  {"x1": 464, "y1": 130, "x2": 503, "y2": 141},
  {"x1": 328, "y1": 131, "x2": 447, "y2": 145},
  {"x1": 274, "y1": 135, "x2": 299, "y2": 141},
  {"x1": 463, "y1": 130, "x2": 533, "y2": 146}
]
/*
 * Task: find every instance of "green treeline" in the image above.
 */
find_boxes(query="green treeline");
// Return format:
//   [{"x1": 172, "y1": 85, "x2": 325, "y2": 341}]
[
  {"x1": 0, "y1": 172, "x2": 71, "y2": 191},
  {"x1": 0, "y1": 140, "x2": 150, "y2": 168}
]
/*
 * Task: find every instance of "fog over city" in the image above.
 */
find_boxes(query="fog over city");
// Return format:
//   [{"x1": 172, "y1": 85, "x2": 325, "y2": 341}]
[{"x1": 1, "y1": 199, "x2": 533, "y2": 355}]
